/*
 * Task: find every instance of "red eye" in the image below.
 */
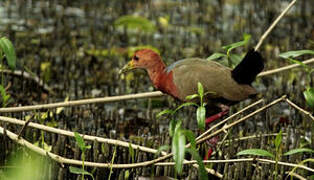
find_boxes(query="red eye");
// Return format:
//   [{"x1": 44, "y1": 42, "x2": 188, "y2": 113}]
[{"x1": 134, "y1": 56, "x2": 139, "y2": 61}]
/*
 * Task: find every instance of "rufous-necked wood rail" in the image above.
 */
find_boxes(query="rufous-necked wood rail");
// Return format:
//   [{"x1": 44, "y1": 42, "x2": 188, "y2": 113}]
[{"x1": 119, "y1": 48, "x2": 264, "y2": 124}]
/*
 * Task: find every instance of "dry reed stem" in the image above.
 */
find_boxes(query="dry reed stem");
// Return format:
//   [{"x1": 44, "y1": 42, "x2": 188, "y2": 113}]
[
  {"x1": 254, "y1": 0, "x2": 297, "y2": 51},
  {"x1": 0, "y1": 116, "x2": 221, "y2": 178},
  {"x1": 0, "y1": 126, "x2": 170, "y2": 168},
  {"x1": 196, "y1": 99, "x2": 264, "y2": 141},
  {"x1": 285, "y1": 98, "x2": 314, "y2": 121},
  {"x1": 258, "y1": 58, "x2": 314, "y2": 77},
  {"x1": 0, "y1": 116, "x2": 163, "y2": 155},
  {"x1": 1, "y1": 127, "x2": 311, "y2": 174},
  {"x1": 0, "y1": 69, "x2": 53, "y2": 93},
  {"x1": 2, "y1": 95, "x2": 310, "y2": 174},
  {"x1": 219, "y1": 133, "x2": 287, "y2": 145},
  {"x1": 0, "y1": 126, "x2": 222, "y2": 177},
  {"x1": 196, "y1": 96, "x2": 286, "y2": 144},
  {"x1": 0, "y1": 91, "x2": 164, "y2": 113},
  {"x1": 285, "y1": 171, "x2": 307, "y2": 180},
  {"x1": 1, "y1": 97, "x2": 271, "y2": 170},
  {"x1": 155, "y1": 158, "x2": 314, "y2": 173}
]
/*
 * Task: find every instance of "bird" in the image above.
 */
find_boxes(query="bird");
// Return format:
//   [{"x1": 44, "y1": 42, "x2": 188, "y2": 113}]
[{"x1": 119, "y1": 48, "x2": 264, "y2": 125}]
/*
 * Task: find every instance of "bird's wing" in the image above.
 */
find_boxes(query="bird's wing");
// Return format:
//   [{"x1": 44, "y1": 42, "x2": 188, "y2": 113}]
[{"x1": 170, "y1": 58, "x2": 257, "y2": 102}]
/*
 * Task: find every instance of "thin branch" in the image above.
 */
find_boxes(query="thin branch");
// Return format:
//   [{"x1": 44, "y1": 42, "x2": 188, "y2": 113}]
[
  {"x1": 219, "y1": 133, "x2": 287, "y2": 145},
  {"x1": 258, "y1": 58, "x2": 314, "y2": 77},
  {"x1": 254, "y1": 0, "x2": 297, "y2": 51},
  {"x1": 196, "y1": 96, "x2": 285, "y2": 145},
  {"x1": 0, "y1": 126, "x2": 222, "y2": 177},
  {"x1": 0, "y1": 116, "x2": 221, "y2": 178},
  {"x1": 17, "y1": 118, "x2": 32, "y2": 139},
  {"x1": 0, "y1": 96, "x2": 286, "y2": 171},
  {"x1": 4, "y1": 126, "x2": 312, "y2": 176},
  {"x1": 285, "y1": 171, "x2": 307, "y2": 180},
  {"x1": 154, "y1": 158, "x2": 314, "y2": 173},
  {"x1": 0, "y1": 69, "x2": 53, "y2": 93},
  {"x1": 0, "y1": 126, "x2": 170, "y2": 168},
  {"x1": 258, "y1": 158, "x2": 314, "y2": 173},
  {"x1": 196, "y1": 99, "x2": 264, "y2": 141},
  {"x1": 0, "y1": 91, "x2": 164, "y2": 113},
  {"x1": 0, "y1": 116, "x2": 162, "y2": 155},
  {"x1": 285, "y1": 98, "x2": 314, "y2": 121}
]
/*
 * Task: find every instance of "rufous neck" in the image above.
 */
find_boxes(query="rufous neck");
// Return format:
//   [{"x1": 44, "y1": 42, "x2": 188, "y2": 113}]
[{"x1": 147, "y1": 61, "x2": 166, "y2": 86}]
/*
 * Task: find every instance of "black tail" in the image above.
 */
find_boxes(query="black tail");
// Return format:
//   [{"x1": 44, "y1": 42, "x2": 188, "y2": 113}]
[{"x1": 231, "y1": 49, "x2": 264, "y2": 85}]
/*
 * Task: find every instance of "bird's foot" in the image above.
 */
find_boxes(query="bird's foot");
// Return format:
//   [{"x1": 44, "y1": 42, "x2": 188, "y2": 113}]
[
  {"x1": 204, "y1": 105, "x2": 229, "y2": 159},
  {"x1": 204, "y1": 136, "x2": 219, "y2": 160}
]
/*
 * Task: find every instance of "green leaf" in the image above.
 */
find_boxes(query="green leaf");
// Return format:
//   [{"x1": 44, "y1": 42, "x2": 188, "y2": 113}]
[
  {"x1": 207, "y1": 53, "x2": 227, "y2": 61},
  {"x1": 196, "y1": 106, "x2": 206, "y2": 131},
  {"x1": 222, "y1": 33, "x2": 251, "y2": 55},
  {"x1": 156, "y1": 109, "x2": 173, "y2": 118},
  {"x1": 3, "y1": 94, "x2": 10, "y2": 107},
  {"x1": 128, "y1": 143, "x2": 135, "y2": 163},
  {"x1": 274, "y1": 130, "x2": 282, "y2": 151},
  {"x1": 0, "y1": 37, "x2": 16, "y2": 70},
  {"x1": 155, "y1": 145, "x2": 170, "y2": 158},
  {"x1": 279, "y1": 50, "x2": 314, "y2": 59},
  {"x1": 303, "y1": 88, "x2": 314, "y2": 109},
  {"x1": 181, "y1": 130, "x2": 196, "y2": 149},
  {"x1": 237, "y1": 149, "x2": 274, "y2": 158},
  {"x1": 185, "y1": 94, "x2": 199, "y2": 100},
  {"x1": 124, "y1": 170, "x2": 130, "y2": 179},
  {"x1": 172, "y1": 129, "x2": 186, "y2": 174},
  {"x1": 173, "y1": 102, "x2": 198, "y2": 113},
  {"x1": 0, "y1": 85, "x2": 6, "y2": 97},
  {"x1": 174, "y1": 120, "x2": 182, "y2": 135},
  {"x1": 0, "y1": 85, "x2": 10, "y2": 107},
  {"x1": 186, "y1": 148, "x2": 208, "y2": 180},
  {"x1": 114, "y1": 15, "x2": 156, "y2": 32},
  {"x1": 197, "y1": 82, "x2": 204, "y2": 98},
  {"x1": 169, "y1": 119, "x2": 176, "y2": 137},
  {"x1": 284, "y1": 148, "x2": 314, "y2": 156},
  {"x1": 74, "y1": 132, "x2": 86, "y2": 151},
  {"x1": 286, "y1": 58, "x2": 308, "y2": 69},
  {"x1": 69, "y1": 166, "x2": 94, "y2": 180},
  {"x1": 229, "y1": 53, "x2": 242, "y2": 67},
  {"x1": 34, "y1": 141, "x2": 52, "y2": 152}
]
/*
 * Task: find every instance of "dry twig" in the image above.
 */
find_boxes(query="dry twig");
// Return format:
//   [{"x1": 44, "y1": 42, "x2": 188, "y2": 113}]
[
  {"x1": 219, "y1": 133, "x2": 287, "y2": 145},
  {"x1": 0, "y1": 69, "x2": 53, "y2": 93},
  {"x1": 196, "y1": 99, "x2": 264, "y2": 141},
  {"x1": 258, "y1": 58, "x2": 314, "y2": 77},
  {"x1": 0, "y1": 116, "x2": 221, "y2": 178},
  {"x1": 285, "y1": 98, "x2": 314, "y2": 121},
  {"x1": 154, "y1": 158, "x2": 314, "y2": 173},
  {"x1": 0, "y1": 116, "x2": 163, "y2": 155},
  {"x1": 196, "y1": 96, "x2": 286, "y2": 145},
  {"x1": 0, "y1": 91, "x2": 164, "y2": 113},
  {"x1": 0, "y1": 126, "x2": 222, "y2": 177},
  {"x1": 254, "y1": 0, "x2": 297, "y2": 51},
  {"x1": 1, "y1": 127, "x2": 312, "y2": 174}
]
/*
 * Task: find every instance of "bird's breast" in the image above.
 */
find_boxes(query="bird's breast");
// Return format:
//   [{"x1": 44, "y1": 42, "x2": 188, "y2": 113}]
[{"x1": 155, "y1": 71, "x2": 180, "y2": 99}]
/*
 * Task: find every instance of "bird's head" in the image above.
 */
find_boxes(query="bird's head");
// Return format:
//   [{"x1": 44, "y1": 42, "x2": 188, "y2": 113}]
[{"x1": 119, "y1": 49, "x2": 163, "y2": 74}]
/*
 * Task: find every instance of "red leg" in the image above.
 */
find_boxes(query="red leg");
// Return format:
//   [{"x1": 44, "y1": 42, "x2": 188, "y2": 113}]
[
  {"x1": 205, "y1": 110, "x2": 229, "y2": 125},
  {"x1": 204, "y1": 148, "x2": 213, "y2": 160},
  {"x1": 204, "y1": 106, "x2": 229, "y2": 159},
  {"x1": 204, "y1": 136, "x2": 219, "y2": 160}
]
